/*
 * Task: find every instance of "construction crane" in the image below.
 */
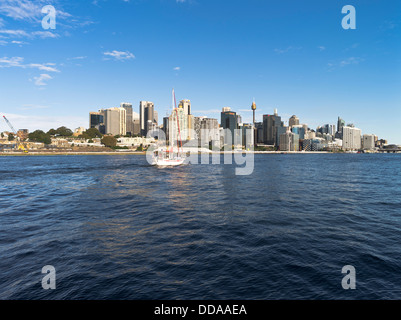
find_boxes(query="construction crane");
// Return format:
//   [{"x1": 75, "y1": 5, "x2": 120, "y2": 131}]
[{"x1": 2, "y1": 115, "x2": 28, "y2": 153}]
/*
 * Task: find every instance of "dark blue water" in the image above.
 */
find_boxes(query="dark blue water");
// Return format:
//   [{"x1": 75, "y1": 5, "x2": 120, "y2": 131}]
[{"x1": 0, "y1": 154, "x2": 400, "y2": 300}]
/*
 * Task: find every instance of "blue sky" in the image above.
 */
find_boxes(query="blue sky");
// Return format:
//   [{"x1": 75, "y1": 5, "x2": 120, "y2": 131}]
[{"x1": 0, "y1": 0, "x2": 400, "y2": 143}]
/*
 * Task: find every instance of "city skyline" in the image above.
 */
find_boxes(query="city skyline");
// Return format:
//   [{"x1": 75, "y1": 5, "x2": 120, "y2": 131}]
[{"x1": 0, "y1": 0, "x2": 400, "y2": 143}]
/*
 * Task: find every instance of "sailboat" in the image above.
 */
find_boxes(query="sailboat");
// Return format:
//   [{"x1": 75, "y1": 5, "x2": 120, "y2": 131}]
[{"x1": 152, "y1": 89, "x2": 186, "y2": 167}]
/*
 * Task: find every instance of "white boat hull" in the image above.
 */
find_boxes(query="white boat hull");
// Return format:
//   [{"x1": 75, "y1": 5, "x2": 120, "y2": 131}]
[{"x1": 153, "y1": 157, "x2": 185, "y2": 167}]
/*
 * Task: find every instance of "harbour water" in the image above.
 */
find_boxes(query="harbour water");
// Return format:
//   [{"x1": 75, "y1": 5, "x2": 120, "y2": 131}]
[{"x1": 0, "y1": 154, "x2": 400, "y2": 299}]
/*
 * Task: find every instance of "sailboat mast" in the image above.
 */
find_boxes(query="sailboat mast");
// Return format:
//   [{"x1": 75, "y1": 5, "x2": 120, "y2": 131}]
[{"x1": 173, "y1": 89, "x2": 183, "y2": 153}]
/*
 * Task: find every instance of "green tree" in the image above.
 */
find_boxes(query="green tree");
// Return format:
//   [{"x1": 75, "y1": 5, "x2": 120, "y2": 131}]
[
  {"x1": 8, "y1": 133, "x2": 15, "y2": 141},
  {"x1": 47, "y1": 128, "x2": 57, "y2": 135},
  {"x1": 101, "y1": 136, "x2": 117, "y2": 148},
  {"x1": 55, "y1": 126, "x2": 73, "y2": 137},
  {"x1": 78, "y1": 133, "x2": 90, "y2": 140},
  {"x1": 84, "y1": 128, "x2": 102, "y2": 139},
  {"x1": 28, "y1": 130, "x2": 51, "y2": 145}
]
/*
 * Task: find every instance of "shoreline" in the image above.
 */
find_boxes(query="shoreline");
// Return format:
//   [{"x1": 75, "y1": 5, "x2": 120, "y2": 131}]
[{"x1": 0, "y1": 150, "x2": 384, "y2": 156}]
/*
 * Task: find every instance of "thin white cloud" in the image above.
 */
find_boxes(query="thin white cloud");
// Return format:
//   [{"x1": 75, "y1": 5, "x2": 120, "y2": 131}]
[
  {"x1": 0, "y1": 29, "x2": 30, "y2": 37},
  {"x1": 33, "y1": 73, "x2": 52, "y2": 86},
  {"x1": 0, "y1": 0, "x2": 93, "y2": 35},
  {"x1": 274, "y1": 46, "x2": 302, "y2": 54},
  {"x1": 29, "y1": 63, "x2": 59, "y2": 72},
  {"x1": 103, "y1": 50, "x2": 135, "y2": 61},
  {"x1": 339, "y1": 57, "x2": 363, "y2": 67},
  {"x1": 0, "y1": 29, "x2": 58, "y2": 39},
  {"x1": 67, "y1": 56, "x2": 87, "y2": 60},
  {"x1": 0, "y1": 0, "x2": 42, "y2": 21},
  {"x1": 318, "y1": 46, "x2": 326, "y2": 51},
  {"x1": 31, "y1": 31, "x2": 59, "y2": 39},
  {"x1": 0, "y1": 56, "x2": 25, "y2": 67},
  {"x1": 0, "y1": 56, "x2": 60, "y2": 72},
  {"x1": 173, "y1": 66, "x2": 181, "y2": 71},
  {"x1": 327, "y1": 57, "x2": 364, "y2": 71},
  {"x1": 0, "y1": 0, "x2": 71, "y2": 22},
  {"x1": 12, "y1": 40, "x2": 28, "y2": 44}
]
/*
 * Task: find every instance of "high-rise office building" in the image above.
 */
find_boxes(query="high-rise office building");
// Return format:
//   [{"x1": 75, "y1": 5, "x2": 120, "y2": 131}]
[
  {"x1": 263, "y1": 109, "x2": 283, "y2": 146},
  {"x1": 291, "y1": 125, "x2": 305, "y2": 140},
  {"x1": 89, "y1": 111, "x2": 104, "y2": 132},
  {"x1": 139, "y1": 101, "x2": 146, "y2": 135},
  {"x1": 139, "y1": 101, "x2": 158, "y2": 136},
  {"x1": 163, "y1": 116, "x2": 170, "y2": 141},
  {"x1": 194, "y1": 117, "x2": 219, "y2": 148},
  {"x1": 336, "y1": 117, "x2": 346, "y2": 138},
  {"x1": 255, "y1": 122, "x2": 264, "y2": 144},
  {"x1": 342, "y1": 126, "x2": 361, "y2": 150},
  {"x1": 221, "y1": 108, "x2": 238, "y2": 146},
  {"x1": 363, "y1": 134, "x2": 376, "y2": 150},
  {"x1": 289, "y1": 115, "x2": 299, "y2": 128},
  {"x1": 139, "y1": 101, "x2": 156, "y2": 136},
  {"x1": 327, "y1": 124, "x2": 336, "y2": 136},
  {"x1": 236, "y1": 115, "x2": 243, "y2": 125},
  {"x1": 168, "y1": 104, "x2": 194, "y2": 145},
  {"x1": 132, "y1": 111, "x2": 140, "y2": 136},
  {"x1": 144, "y1": 103, "x2": 154, "y2": 135},
  {"x1": 279, "y1": 129, "x2": 299, "y2": 151},
  {"x1": 317, "y1": 124, "x2": 336, "y2": 137},
  {"x1": 179, "y1": 100, "x2": 191, "y2": 115},
  {"x1": 102, "y1": 107, "x2": 126, "y2": 136},
  {"x1": 276, "y1": 126, "x2": 288, "y2": 146},
  {"x1": 154, "y1": 110, "x2": 158, "y2": 126},
  {"x1": 239, "y1": 123, "x2": 254, "y2": 149},
  {"x1": 121, "y1": 103, "x2": 133, "y2": 136}
]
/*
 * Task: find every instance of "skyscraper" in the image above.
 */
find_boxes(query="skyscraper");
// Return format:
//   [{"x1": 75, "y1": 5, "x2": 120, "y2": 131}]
[
  {"x1": 89, "y1": 111, "x2": 104, "y2": 132},
  {"x1": 289, "y1": 115, "x2": 299, "y2": 128},
  {"x1": 121, "y1": 103, "x2": 133, "y2": 136},
  {"x1": 342, "y1": 126, "x2": 361, "y2": 150},
  {"x1": 292, "y1": 126, "x2": 305, "y2": 140},
  {"x1": 263, "y1": 109, "x2": 283, "y2": 146},
  {"x1": 279, "y1": 127, "x2": 299, "y2": 151},
  {"x1": 179, "y1": 100, "x2": 191, "y2": 115},
  {"x1": 194, "y1": 117, "x2": 219, "y2": 148},
  {"x1": 132, "y1": 111, "x2": 140, "y2": 136},
  {"x1": 163, "y1": 116, "x2": 170, "y2": 141},
  {"x1": 239, "y1": 123, "x2": 254, "y2": 149},
  {"x1": 144, "y1": 103, "x2": 154, "y2": 135},
  {"x1": 140, "y1": 101, "x2": 156, "y2": 136},
  {"x1": 168, "y1": 105, "x2": 193, "y2": 146},
  {"x1": 154, "y1": 110, "x2": 158, "y2": 126},
  {"x1": 221, "y1": 108, "x2": 238, "y2": 146},
  {"x1": 336, "y1": 117, "x2": 346, "y2": 138},
  {"x1": 102, "y1": 107, "x2": 126, "y2": 136},
  {"x1": 363, "y1": 134, "x2": 376, "y2": 150},
  {"x1": 255, "y1": 122, "x2": 264, "y2": 144},
  {"x1": 276, "y1": 126, "x2": 288, "y2": 146}
]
